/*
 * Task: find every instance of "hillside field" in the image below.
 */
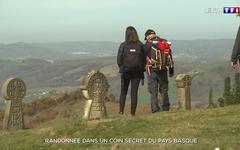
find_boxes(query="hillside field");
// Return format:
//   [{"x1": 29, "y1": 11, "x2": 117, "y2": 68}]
[{"x1": 0, "y1": 100, "x2": 239, "y2": 150}]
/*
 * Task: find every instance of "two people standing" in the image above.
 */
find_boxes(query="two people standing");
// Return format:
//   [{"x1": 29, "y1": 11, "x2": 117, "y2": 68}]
[{"x1": 117, "y1": 26, "x2": 174, "y2": 115}]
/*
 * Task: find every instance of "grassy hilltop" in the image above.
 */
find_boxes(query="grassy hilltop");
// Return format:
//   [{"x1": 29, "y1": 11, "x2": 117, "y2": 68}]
[
  {"x1": 0, "y1": 97, "x2": 239, "y2": 150},
  {"x1": 0, "y1": 58, "x2": 239, "y2": 150}
]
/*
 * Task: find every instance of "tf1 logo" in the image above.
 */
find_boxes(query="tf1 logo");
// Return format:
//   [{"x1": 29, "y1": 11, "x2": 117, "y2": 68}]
[{"x1": 223, "y1": 7, "x2": 240, "y2": 14}]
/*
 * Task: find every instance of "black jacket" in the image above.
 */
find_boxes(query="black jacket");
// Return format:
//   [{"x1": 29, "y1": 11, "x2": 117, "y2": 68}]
[
  {"x1": 117, "y1": 41, "x2": 146, "y2": 73},
  {"x1": 231, "y1": 26, "x2": 240, "y2": 62}
]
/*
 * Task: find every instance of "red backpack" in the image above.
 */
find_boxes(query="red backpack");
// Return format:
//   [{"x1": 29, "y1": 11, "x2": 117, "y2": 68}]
[
  {"x1": 157, "y1": 39, "x2": 171, "y2": 56},
  {"x1": 146, "y1": 39, "x2": 173, "y2": 74}
]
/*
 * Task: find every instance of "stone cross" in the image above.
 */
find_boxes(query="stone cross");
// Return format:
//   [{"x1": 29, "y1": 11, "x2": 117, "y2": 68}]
[
  {"x1": 175, "y1": 74, "x2": 192, "y2": 110},
  {"x1": 81, "y1": 70, "x2": 109, "y2": 120},
  {"x1": 1, "y1": 78, "x2": 26, "y2": 130}
]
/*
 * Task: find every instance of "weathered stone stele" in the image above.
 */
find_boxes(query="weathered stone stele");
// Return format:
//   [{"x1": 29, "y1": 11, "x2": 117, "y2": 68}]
[
  {"x1": 175, "y1": 74, "x2": 192, "y2": 110},
  {"x1": 1, "y1": 78, "x2": 26, "y2": 130},
  {"x1": 81, "y1": 70, "x2": 109, "y2": 120}
]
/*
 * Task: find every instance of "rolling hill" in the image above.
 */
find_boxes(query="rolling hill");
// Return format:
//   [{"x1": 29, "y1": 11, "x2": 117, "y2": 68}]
[
  {"x1": 0, "y1": 97, "x2": 239, "y2": 150},
  {"x1": 0, "y1": 39, "x2": 237, "y2": 108},
  {"x1": 0, "y1": 56, "x2": 237, "y2": 108},
  {"x1": 0, "y1": 39, "x2": 234, "y2": 62}
]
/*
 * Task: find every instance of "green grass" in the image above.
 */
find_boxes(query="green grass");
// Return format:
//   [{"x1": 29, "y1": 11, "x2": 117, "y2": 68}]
[{"x1": 0, "y1": 104, "x2": 240, "y2": 150}]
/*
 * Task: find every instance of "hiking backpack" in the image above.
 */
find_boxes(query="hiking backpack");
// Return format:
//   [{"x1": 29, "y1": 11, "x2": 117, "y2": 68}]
[{"x1": 146, "y1": 39, "x2": 173, "y2": 74}]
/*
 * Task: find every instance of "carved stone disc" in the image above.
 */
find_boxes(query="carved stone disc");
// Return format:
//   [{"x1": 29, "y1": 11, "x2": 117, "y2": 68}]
[
  {"x1": 86, "y1": 71, "x2": 109, "y2": 100},
  {"x1": 1, "y1": 78, "x2": 26, "y2": 100}
]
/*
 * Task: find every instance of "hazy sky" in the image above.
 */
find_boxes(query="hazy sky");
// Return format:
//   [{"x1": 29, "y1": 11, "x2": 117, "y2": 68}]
[{"x1": 0, "y1": 0, "x2": 240, "y2": 43}]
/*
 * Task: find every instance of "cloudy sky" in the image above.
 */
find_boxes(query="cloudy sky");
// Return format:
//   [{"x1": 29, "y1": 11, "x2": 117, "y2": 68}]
[{"x1": 0, "y1": 0, "x2": 239, "y2": 43}]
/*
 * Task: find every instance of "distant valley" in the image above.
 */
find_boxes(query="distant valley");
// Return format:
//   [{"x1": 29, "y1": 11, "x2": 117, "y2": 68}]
[
  {"x1": 0, "y1": 39, "x2": 237, "y2": 107},
  {"x1": 0, "y1": 39, "x2": 234, "y2": 62}
]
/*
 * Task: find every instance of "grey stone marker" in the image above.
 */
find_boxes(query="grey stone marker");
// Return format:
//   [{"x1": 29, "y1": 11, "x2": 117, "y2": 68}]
[
  {"x1": 175, "y1": 74, "x2": 192, "y2": 110},
  {"x1": 1, "y1": 78, "x2": 26, "y2": 130},
  {"x1": 81, "y1": 70, "x2": 109, "y2": 120}
]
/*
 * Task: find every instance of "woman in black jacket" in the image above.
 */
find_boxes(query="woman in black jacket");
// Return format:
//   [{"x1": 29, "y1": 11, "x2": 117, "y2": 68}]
[{"x1": 117, "y1": 26, "x2": 146, "y2": 116}]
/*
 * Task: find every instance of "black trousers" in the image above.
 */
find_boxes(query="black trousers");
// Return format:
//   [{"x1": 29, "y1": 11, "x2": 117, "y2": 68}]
[{"x1": 119, "y1": 70, "x2": 143, "y2": 115}]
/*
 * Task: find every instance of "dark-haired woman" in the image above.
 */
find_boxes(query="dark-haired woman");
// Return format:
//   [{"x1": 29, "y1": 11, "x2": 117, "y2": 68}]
[{"x1": 117, "y1": 26, "x2": 146, "y2": 116}]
